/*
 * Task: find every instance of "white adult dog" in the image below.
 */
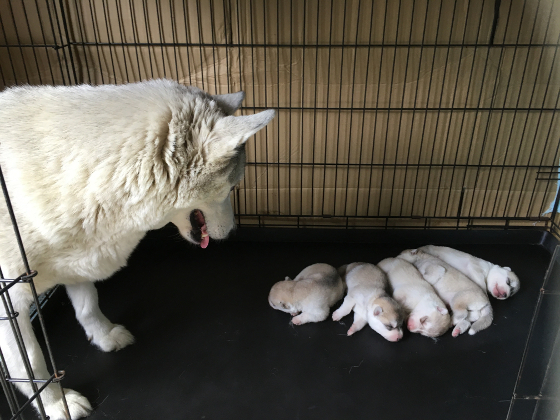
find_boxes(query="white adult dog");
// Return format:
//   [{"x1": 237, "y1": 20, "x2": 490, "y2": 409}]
[{"x1": 0, "y1": 79, "x2": 275, "y2": 419}]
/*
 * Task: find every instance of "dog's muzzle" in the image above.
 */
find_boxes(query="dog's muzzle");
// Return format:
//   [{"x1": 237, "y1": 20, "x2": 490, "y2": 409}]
[{"x1": 189, "y1": 209, "x2": 209, "y2": 248}]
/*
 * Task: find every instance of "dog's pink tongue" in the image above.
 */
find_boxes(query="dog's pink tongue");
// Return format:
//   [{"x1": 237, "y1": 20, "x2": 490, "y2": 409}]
[{"x1": 200, "y1": 225, "x2": 209, "y2": 249}]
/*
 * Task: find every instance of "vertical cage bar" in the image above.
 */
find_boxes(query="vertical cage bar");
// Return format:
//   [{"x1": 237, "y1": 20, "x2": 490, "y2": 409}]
[
  {"x1": 321, "y1": 0, "x2": 335, "y2": 216},
  {"x1": 366, "y1": 0, "x2": 389, "y2": 217},
  {"x1": 332, "y1": 0, "x2": 348, "y2": 216},
  {"x1": 343, "y1": 0, "x2": 362, "y2": 219},
  {"x1": 54, "y1": 0, "x2": 78, "y2": 84},
  {"x1": 409, "y1": 0, "x2": 444, "y2": 217},
  {"x1": 354, "y1": 0, "x2": 376, "y2": 218}
]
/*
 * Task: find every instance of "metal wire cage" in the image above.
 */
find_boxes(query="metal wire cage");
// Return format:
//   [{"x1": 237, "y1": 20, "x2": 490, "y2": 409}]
[
  {"x1": 1, "y1": 0, "x2": 560, "y2": 231},
  {"x1": 0, "y1": 0, "x2": 559, "y2": 418}
]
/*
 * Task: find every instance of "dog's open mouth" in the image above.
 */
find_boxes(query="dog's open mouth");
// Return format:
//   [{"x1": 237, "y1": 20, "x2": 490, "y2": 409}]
[{"x1": 190, "y1": 209, "x2": 209, "y2": 249}]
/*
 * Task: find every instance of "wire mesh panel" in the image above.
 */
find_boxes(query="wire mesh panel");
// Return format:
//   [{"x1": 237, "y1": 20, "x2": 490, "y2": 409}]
[
  {"x1": 0, "y1": 164, "x2": 70, "y2": 420},
  {"x1": 1, "y1": 0, "x2": 559, "y2": 231}
]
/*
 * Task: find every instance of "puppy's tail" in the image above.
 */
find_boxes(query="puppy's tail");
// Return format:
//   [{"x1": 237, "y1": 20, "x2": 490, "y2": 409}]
[{"x1": 468, "y1": 304, "x2": 493, "y2": 335}]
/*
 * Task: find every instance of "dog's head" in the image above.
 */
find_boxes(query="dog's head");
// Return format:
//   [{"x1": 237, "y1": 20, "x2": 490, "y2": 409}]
[
  {"x1": 268, "y1": 280, "x2": 298, "y2": 315},
  {"x1": 487, "y1": 265, "x2": 520, "y2": 299},
  {"x1": 407, "y1": 301, "x2": 451, "y2": 338},
  {"x1": 366, "y1": 296, "x2": 404, "y2": 342},
  {"x1": 168, "y1": 89, "x2": 275, "y2": 247}
]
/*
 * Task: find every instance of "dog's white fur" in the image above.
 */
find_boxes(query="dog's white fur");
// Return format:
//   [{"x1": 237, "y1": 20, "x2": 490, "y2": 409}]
[
  {"x1": 0, "y1": 80, "x2": 274, "y2": 419},
  {"x1": 268, "y1": 263, "x2": 345, "y2": 325},
  {"x1": 378, "y1": 257, "x2": 451, "y2": 338},
  {"x1": 333, "y1": 263, "x2": 403, "y2": 342},
  {"x1": 398, "y1": 249, "x2": 493, "y2": 337},
  {"x1": 418, "y1": 245, "x2": 520, "y2": 299}
]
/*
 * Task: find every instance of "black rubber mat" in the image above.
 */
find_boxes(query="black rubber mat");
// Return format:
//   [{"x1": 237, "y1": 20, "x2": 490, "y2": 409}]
[{"x1": 1, "y1": 228, "x2": 557, "y2": 420}]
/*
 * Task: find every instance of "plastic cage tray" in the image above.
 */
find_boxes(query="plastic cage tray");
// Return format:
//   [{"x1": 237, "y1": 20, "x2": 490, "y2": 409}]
[{"x1": 1, "y1": 227, "x2": 558, "y2": 420}]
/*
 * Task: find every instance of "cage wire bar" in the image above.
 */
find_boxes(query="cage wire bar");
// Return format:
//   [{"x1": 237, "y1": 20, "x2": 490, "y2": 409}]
[
  {"x1": 0, "y1": 0, "x2": 560, "y2": 413},
  {"x1": 0, "y1": 163, "x2": 70, "y2": 420}
]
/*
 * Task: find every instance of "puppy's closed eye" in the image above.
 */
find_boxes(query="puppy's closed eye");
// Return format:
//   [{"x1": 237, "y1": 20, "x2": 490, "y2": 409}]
[
  {"x1": 420, "y1": 316, "x2": 428, "y2": 324},
  {"x1": 280, "y1": 302, "x2": 288, "y2": 309}
]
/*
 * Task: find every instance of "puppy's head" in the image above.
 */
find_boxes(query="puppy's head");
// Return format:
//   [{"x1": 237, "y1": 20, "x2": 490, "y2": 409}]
[
  {"x1": 487, "y1": 266, "x2": 520, "y2": 299},
  {"x1": 398, "y1": 249, "x2": 421, "y2": 263},
  {"x1": 407, "y1": 302, "x2": 451, "y2": 338},
  {"x1": 367, "y1": 296, "x2": 404, "y2": 342},
  {"x1": 268, "y1": 280, "x2": 298, "y2": 315}
]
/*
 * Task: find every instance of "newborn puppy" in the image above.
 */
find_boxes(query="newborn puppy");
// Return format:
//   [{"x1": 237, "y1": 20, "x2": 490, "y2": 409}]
[
  {"x1": 419, "y1": 245, "x2": 520, "y2": 300},
  {"x1": 399, "y1": 249, "x2": 493, "y2": 337},
  {"x1": 378, "y1": 257, "x2": 451, "y2": 338},
  {"x1": 268, "y1": 263, "x2": 345, "y2": 325},
  {"x1": 333, "y1": 263, "x2": 403, "y2": 342}
]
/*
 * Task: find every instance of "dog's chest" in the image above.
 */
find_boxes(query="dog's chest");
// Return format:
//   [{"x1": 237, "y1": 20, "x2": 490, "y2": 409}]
[{"x1": 53, "y1": 231, "x2": 147, "y2": 281}]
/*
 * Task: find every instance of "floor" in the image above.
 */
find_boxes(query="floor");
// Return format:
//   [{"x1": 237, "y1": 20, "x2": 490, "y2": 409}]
[{"x1": 1, "y1": 228, "x2": 558, "y2": 420}]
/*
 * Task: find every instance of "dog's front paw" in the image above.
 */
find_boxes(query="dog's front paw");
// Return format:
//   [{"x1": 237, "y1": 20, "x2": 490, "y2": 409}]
[
  {"x1": 44, "y1": 388, "x2": 92, "y2": 420},
  {"x1": 92, "y1": 324, "x2": 135, "y2": 352}
]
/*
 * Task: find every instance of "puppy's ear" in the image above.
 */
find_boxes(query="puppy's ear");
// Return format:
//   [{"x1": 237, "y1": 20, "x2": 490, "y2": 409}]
[
  {"x1": 211, "y1": 109, "x2": 276, "y2": 151},
  {"x1": 285, "y1": 276, "x2": 292, "y2": 281},
  {"x1": 410, "y1": 249, "x2": 418, "y2": 255},
  {"x1": 373, "y1": 306, "x2": 383, "y2": 317},
  {"x1": 213, "y1": 91, "x2": 245, "y2": 115},
  {"x1": 421, "y1": 264, "x2": 446, "y2": 282},
  {"x1": 504, "y1": 267, "x2": 511, "y2": 272},
  {"x1": 436, "y1": 306, "x2": 448, "y2": 315}
]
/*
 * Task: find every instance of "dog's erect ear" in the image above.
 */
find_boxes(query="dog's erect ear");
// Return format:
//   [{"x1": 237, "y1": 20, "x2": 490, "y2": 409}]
[
  {"x1": 212, "y1": 109, "x2": 275, "y2": 150},
  {"x1": 373, "y1": 306, "x2": 383, "y2": 317},
  {"x1": 213, "y1": 91, "x2": 245, "y2": 115},
  {"x1": 504, "y1": 267, "x2": 511, "y2": 272}
]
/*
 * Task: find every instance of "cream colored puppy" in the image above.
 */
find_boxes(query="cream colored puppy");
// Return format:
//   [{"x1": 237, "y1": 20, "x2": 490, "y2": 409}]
[
  {"x1": 378, "y1": 257, "x2": 451, "y2": 338},
  {"x1": 399, "y1": 249, "x2": 493, "y2": 337},
  {"x1": 333, "y1": 263, "x2": 403, "y2": 342},
  {"x1": 419, "y1": 245, "x2": 520, "y2": 300},
  {"x1": 268, "y1": 263, "x2": 345, "y2": 325}
]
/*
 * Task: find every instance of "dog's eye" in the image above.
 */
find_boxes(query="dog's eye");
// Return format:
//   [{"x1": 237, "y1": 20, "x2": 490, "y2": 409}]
[
  {"x1": 420, "y1": 316, "x2": 428, "y2": 324},
  {"x1": 506, "y1": 278, "x2": 511, "y2": 286},
  {"x1": 385, "y1": 324, "x2": 393, "y2": 331}
]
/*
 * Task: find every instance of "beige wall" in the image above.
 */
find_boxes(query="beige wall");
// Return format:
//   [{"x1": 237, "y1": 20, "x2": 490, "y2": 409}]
[{"x1": 1, "y1": 0, "x2": 559, "y2": 228}]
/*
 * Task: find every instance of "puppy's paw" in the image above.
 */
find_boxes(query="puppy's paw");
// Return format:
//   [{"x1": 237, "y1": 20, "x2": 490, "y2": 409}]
[
  {"x1": 347, "y1": 326, "x2": 358, "y2": 336},
  {"x1": 291, "y1": 314, "x2": 306, "y2": 325},
  {"x1": 44, "y1": 389, "x2": 92, "y2": 420},
  {"x1": 92, "y1": 324, "x2": 135, "y2": 352},
  {"x1": 332, "y1": 310, "x2": 343, "y2": 321},
  {"x1": 452, "y1": 321, "x2": 470, "y2": 337}
]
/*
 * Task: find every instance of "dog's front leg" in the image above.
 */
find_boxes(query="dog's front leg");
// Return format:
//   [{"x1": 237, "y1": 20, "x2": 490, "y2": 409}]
[
  {"x1": 0, "y1": 283, "x2": 92, "y2": 419},
  {"x1": 66, "y1": 282, "x2": 134, "y2": 352}
]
